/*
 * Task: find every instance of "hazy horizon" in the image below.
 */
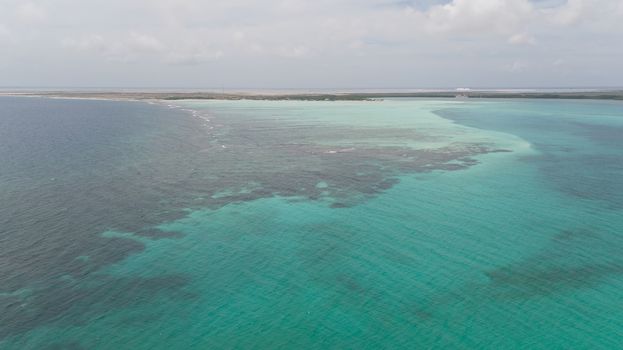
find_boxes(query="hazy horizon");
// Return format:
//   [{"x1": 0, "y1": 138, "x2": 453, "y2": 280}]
[{"x1": 2, "y1": 86, "x2": 623, "y2": 91}]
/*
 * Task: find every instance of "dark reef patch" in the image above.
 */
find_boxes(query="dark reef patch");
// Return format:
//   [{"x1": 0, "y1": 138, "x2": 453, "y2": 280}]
[
  {"x1": 552, "y1": 228, "x2": 599, "y2": 242},
  {"x1": 485, "y1": 263, "x2": 623, "y2": 299},
  {"x1": 410, "y1": 227, "x2": 623, "y2": 322},
  {"x1": 0, "y1": 274, "x2": 193, "y2": 340},
  {"x1": 483, "y1": 228, "x2": 623, "y2": 299},
  {"x1": 0, "y1": 97, "x2": 503, "y2": 340},
  {"x1": 136, "y1": 228, "x2": 185, "y2": 239},
  {"x1": 336, "y1": 274, "x2": 366, "y2": 294},
  {"x1": 330, "y1": 202, "x2": 349, "y2": 209}
]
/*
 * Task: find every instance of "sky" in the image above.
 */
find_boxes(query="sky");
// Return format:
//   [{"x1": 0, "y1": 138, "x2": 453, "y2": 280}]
[{"x1": 0, "y1": 0, "x2": 622, "y2": 89}]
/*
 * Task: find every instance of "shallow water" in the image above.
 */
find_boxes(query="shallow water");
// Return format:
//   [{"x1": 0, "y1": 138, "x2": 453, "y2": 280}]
[{"x1": 1, "y1": 97, "x2": 622, "y2": 349}]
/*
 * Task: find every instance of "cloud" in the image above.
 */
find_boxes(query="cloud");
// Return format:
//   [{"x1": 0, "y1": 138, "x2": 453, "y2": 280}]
[
  {"x1": 15, "y1": 2, "x2": 47, "y2": 23},
  {"x1": 164, "y1": 47, "x2": 224, "y2": 65},
  {"x1": 277, "y1": 45, "x2": 311, "y2": 58},
  {"x1": 128, "y1": 32, "x2": 165, "y2": 53},
  {"x1": 508, "y1": 33, "x2": 536, "y2": 45},
  {"x1": 52, "y1": 0, "x2": 607, "y2": 61},
  {"x1": 166, "y1": 43, "x2": 225, "y2": 65},
  {"x1": 424, "y1": 0, "x2": 533, "y2": 35},
  {"x1": 0, "y1": 24, "x2": 10, "y2": 40},
  {"x1": 508, "y1": 60, "x2": 528, "y2": 72},
  {"x1": 61, "y1": 34, "x2": 164, "y2": 62},
  {"x1": 1, "y1": 0, "x2": 622, "y2": 87},
  {"x1": 550, "y1": 0, "x2": 586, "y2": 25},
  {"x1": 61, "y1": 32, "x2": 223, "y2": 65}
]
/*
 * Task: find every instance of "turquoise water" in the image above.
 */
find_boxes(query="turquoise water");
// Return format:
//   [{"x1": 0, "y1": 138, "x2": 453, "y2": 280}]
[{"x1": 1, "y1": 97, "x2": 622, "y2": 349}]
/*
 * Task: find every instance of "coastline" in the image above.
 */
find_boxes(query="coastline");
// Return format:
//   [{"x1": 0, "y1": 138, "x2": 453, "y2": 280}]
[{"x1": 2, "y1": 89, "x2": 623, "y2": 102}]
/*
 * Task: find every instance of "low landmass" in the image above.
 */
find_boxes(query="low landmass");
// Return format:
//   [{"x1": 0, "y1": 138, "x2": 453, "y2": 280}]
[{"x1": 2, "y1": 89, "x2": 623, "y2": 101}]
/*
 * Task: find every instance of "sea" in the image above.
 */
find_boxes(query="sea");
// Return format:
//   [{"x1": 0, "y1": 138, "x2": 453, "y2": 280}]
[{"x1": 1, "y1": 96, "x2": 622, "y2": 349}]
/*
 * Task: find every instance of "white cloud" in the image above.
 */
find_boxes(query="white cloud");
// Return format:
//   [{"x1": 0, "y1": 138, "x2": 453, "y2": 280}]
[
  {"x1": 61, "y1": 35, "x2": 106, "y2": 52},
  {"x1": 0, "y1": 24, "x2": 10, "y2": 39},
  {"x1": 508, "y1": 33, "x2": 536, "y2": 45},
  {"x1": 15, "y1": 2, "x2": 47, "y2": 23},
  {"x1": 424, "y1": 0, "x2": 533, "y2": 35},
  {"x1": 51, "y1": 0, "x2": 618, "y2": 61},
  {"x1": 508, "y1": 60, "x2": 528, "y2": 72},
  {"x1": 165, "y1": 50, "x2": 224, "y2": 65},
  {"x1": 277, "y1": 45, "x2": 311, "y2": 58},
  {"x1": 61, "y1": 34, "x2": 162, "y2": 62},
  {"x1": 128, "y1": 32, "x2": 165, "y2": 53},
  {"x1": 1, "y1": 0, "x2": 622, "y2": 87},
  {"x1": 61, "y1": 32, "x2": 223, "y2": 65},
  {"x1": 550, "y1": 0, "x2": 586, "y2": 25}
]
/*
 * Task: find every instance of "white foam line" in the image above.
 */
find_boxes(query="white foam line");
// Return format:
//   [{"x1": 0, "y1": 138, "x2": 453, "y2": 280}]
[{"x1": 165, "y1": 103, "x2": 215, "y2": 130}]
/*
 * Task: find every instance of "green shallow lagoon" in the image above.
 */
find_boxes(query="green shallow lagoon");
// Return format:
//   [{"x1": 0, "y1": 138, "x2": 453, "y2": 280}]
[{"x1": 1, "y1": 97, "x2": 622, "y2": 349}]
